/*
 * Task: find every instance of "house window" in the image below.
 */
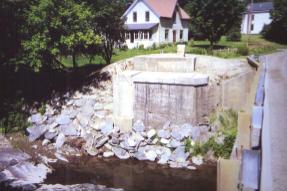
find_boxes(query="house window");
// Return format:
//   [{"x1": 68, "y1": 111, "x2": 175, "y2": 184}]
[
  {"x1": 135, "y1": 31, "x2": 138, "y2": 39},
  {"x1": 145, "y1": 11, "x2": 150, "y2": 22},
  {"x1": 133, "y1": 12, "x2": 137, "y2": 22},
  {"x1": 165, "y1": 29, "x2": 169, "y2": 40},
  {"x1": 180, "y1": 30, "x2": 183, "y2": 40},
  {"x1": 125, "y1": 32, "x2": 130, "y2": 40},
  {"x1": 251, "y1": 24, "x2": 254, "y2": 31},
  {"x1": 251, "y1": 14, "x2": 255, "y2": 21},
  {"x1": 144, "y1": 31, "x2": 148, "y2": 39}
]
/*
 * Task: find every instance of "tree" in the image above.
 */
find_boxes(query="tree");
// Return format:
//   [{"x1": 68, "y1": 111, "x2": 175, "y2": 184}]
[
  {"x1": 22, "y1": 0, "x2": 101, "y2": 69},
  {"x1": 86, "y1": 0, "x2": 126, "y2": 64},
  {"x1": 0, "y1": 0, "x2": 27, "y2": 66},
  {"x1": 185, "y1": 0, "x2": 244, "y2": 49},
  {"x1": 261, "y1": 0, "x2": 287, "y2": 44}
]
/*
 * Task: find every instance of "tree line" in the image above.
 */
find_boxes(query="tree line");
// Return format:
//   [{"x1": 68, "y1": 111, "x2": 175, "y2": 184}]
[
  {"x1": 1, "y1": 0, "x2": 285, "y2": 71},
  {"x1": 0, "y1": 0, "x2": 128, "y2": 69}
]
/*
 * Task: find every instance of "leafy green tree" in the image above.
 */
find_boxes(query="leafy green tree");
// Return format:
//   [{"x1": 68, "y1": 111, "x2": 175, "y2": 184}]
[
  {"x1": 22, "y1": 0, "x2": 101, "y2": 69},
  {"x1": 86, "y1": 0, "x2": 126, "y2": 64},
  {"x1": 185, "y1": 0, "x2": 244, "y2": 49},
  {"x1": 261, "y1": 0, "x2": 287, "y2": 44}
]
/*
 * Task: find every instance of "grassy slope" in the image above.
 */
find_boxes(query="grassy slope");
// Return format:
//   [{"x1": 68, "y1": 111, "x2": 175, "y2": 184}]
[{"x1": 62, "y1": 35, "x2": 287, "y2": 67}]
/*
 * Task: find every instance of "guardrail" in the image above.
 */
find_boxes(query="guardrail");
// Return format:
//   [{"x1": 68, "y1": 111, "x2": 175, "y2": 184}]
[{"x1": 239, "y1": 56, "x2": 267, "y2": 191}]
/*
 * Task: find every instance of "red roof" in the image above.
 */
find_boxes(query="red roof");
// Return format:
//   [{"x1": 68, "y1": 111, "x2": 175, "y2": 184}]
[{"x1": 143, "y1": 0, "x2": 190, "y2": 19}]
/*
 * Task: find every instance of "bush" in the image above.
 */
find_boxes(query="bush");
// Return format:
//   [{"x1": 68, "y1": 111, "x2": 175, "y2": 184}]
[
  {"x1": 151, "y1": 43, "x2": 157, "y2": 50},
  {"x1": 120, "y1": 44, "x2": 128, "y2": 51},
  {"x1": 0, "y1": 99, "x2": 30, "y2": 134},
  {"x1": 138, "y1": 44, "x2": 145, "y2": 50},
  {"x1": 226, "y1": 31, "x2": 241, "y2": 42},
  {"x1": 237, "y1": 44, "x2": 249, "y2": 56}
]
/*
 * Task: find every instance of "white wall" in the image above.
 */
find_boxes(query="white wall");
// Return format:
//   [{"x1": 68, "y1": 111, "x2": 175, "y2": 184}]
[
  {"x1": 241, "y1": 12, "x2": 272, "y2": 34},
  {"x1": 159, "y1": 10, "x2": 189, "y2": 43},
  {"x1": 125, "y1": 1, "x2": 159, "y2": 24}
]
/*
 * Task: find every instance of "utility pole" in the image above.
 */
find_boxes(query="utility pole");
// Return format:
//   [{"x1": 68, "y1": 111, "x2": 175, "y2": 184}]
[{"x1": 247, "y1": 0, "x2": 254, "y2": 47}]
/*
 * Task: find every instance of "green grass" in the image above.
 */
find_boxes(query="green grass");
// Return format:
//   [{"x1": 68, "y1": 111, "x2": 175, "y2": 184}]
[{"x1": 63, "y1": 35, "x2": 287, "y2": 67}]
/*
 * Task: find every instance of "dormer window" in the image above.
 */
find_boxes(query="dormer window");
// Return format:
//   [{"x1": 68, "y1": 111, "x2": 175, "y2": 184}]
[
  {"x1": 133, "y1": 12, "x2": 137, "y2": 22},
  {"x1": 145, "y1": 11, "x2": 150, "y2": 22}
]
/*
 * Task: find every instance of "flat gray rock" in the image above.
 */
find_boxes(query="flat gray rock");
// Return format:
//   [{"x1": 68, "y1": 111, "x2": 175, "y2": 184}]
[
  {"x1": 56, "y1": 115, "x2": 71, "y2": 125},
  {"x1": 0, "y1": 148, "x2": 31, "y2": 167},
  {"x1": 169, "y1": 146, "x2": 189, "y2": 163},
  {"x1": 95, "y1": 136, "x2": 109, "y2": 148},
  {"x1": 81, "y1": 105, "x2": 94, "y2": 118},
  {"x1": 55, "y1": 133, "x2": 65, "y2": 149},
  {"x1": 27, "y1": 125, "x2": 48, "y2": 142},
  {"x1": 100, "y1": 121, "x2": 114, "y2": 136},
  {"x1": 44, "y1": 131, "x2": 58, "y2": 140},
  {"x1": 132, "y1": 120, "x2": 145, "y2": 132},
  {"x1": 59, "y1": 125, "x2": 78, "y2": 136},
  {"x1": 158, "y1": 148, "x2": 171, "y2": 164},
  {"x1": 171, "y1": 128, "x2": 184, "y2": 141},
  {"x1": 0, "y1": 161, "x2": 51, "y2": 187},
  {"x1": 30, "y1": 113, "x2": 46, "y2": 125},
  {"x1": 158, "y1": 129, "x2": 171, "y2": 139},
  {"x1": 112, "y1": 147, "x2": 130, "y2": 160},
  {"x1": 76, "y1": 113, "x2": 89, "y2": 127}
]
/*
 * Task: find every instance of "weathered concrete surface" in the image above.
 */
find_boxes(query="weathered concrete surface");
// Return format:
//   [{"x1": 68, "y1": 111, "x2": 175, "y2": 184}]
[
  {"x1": 217, "y1": 159, "x2": 240, "y2": 191},
  {"x1": 113, "y1": 54, "x2": 255, "y2": 131},
  {"x1": 114, "y1": 70, "x2": 210, "y2": 130},
  {"x1": 132, "y1": 72, "x2": 209, "y2": 86},
  {"x1": 134, "y1": 82, "x2": 198, "y2": 127},
  {"x1": 231, "y1": 112, "x2": 251, "y2": 160},
  {"x1": 261, "y1": 51, "x2": 287, "y2": 191},
  {"x1": 222, "y1": 70, "x2": 257, "y2": 113}
]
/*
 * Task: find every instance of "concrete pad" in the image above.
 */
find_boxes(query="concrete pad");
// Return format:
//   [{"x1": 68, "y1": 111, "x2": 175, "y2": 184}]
[
  {"x1": 217, "y1": 159, "x2": 240, "y2": 191},
  {"x1": 132, "y1": 72, "x2": 209, "y2": 86}
]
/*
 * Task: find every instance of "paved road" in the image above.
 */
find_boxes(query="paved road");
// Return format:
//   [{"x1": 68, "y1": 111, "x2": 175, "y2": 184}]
[{"x1": 261, "y1": 50, "x2": 287, "y2": 191}]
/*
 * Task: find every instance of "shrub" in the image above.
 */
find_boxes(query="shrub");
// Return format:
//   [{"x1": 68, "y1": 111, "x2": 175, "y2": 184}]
[
  {"x1": 151, "y1": 43, "x2": 157, "y2": 50},
  {"x1": 207, "y1": 109, "x2": 238, "y2": 158},
  {"x1": 237, "y1": 44, "x2": 249, "y2": 56},
  {"x1": 0, "y1": 99, "x2": 30, "y2": 134},
  {"x1": 120, "y1": 44, "x2": 128, "y2": 51},
  {"x1": 138, "y1": 44, "x2": 145, "y2": 50},
  {"x1": 226, "y1": 31, "x2": 241, "y2": 42}
]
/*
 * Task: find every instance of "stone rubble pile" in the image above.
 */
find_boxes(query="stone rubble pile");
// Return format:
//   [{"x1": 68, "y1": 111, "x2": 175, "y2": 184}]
[
  {"x1": 27, "y1": 90, "x2": 215, "y2": 169},
  {"x1": 25, "y1": 75, "x2": 218, "y2": 169}
]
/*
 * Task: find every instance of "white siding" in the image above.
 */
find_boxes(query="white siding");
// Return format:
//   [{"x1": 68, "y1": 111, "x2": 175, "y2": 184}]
[
  {"x1": 159, "y1": 9, "x2": 189, "y2": 44},
  {"x1": 125, "y1": 1, "x2": 159, "y2": 24},
  {"x1": 241, "y1": 12, "x2": 272, "y2": 34}
]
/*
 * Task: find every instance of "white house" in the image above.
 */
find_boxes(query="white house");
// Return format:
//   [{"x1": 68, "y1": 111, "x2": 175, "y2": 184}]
[
  {"x1": 241, "y1": 2, "x2": 273, "y2": 34},
  {"x1": 122, "y1": 0, "x2": 190, "y2": 49}
]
